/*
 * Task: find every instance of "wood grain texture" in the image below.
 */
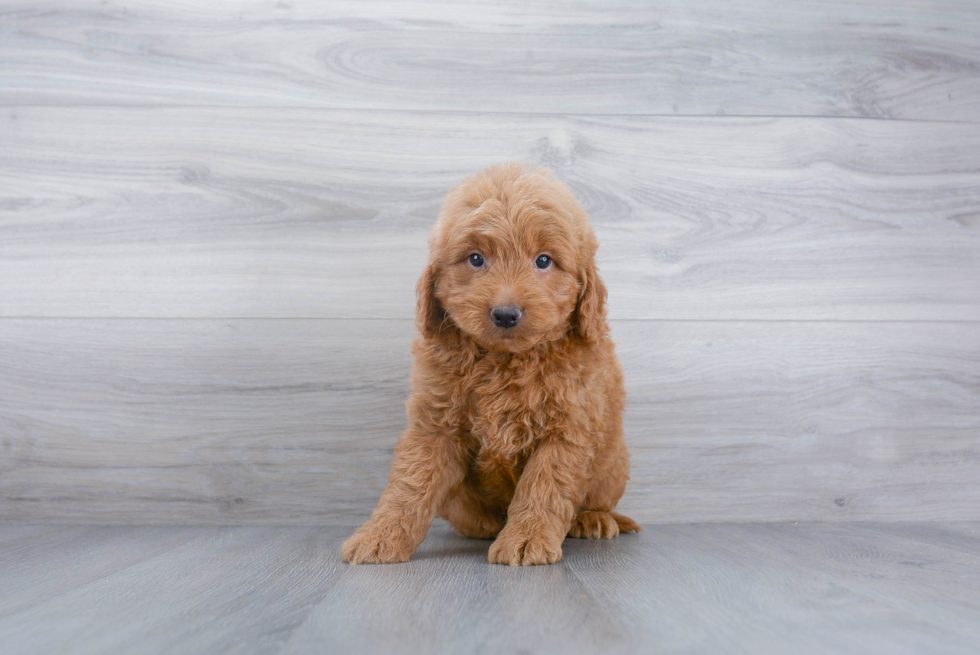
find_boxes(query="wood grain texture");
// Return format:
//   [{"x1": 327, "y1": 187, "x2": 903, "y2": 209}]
[
  {"x1": 0, "y1": 526, "x2": 206, "y2": 616},
  {"x1": 3, "y1": 108, "x2": 979, "y2": 320},
  {"x1": 2, "y1": 522, "x2": 980, "y2": 655},
  {"x1": 1, "y1": 318, "x2": 977, "y2": 525},
  {"x1": 2, "y1": 0, "x2": 978, "y2": 532},
  {"x1": 0, "y1": 526, "x2": 345, "y2": 655},
  {"x1": 2, "y1": 1, "x2": 979, "y2": 121},
  {"x1": 563, "y1": 522, "x2": 980, "y2": 655}
]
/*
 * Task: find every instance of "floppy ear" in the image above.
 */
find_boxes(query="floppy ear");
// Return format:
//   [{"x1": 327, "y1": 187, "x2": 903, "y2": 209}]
[
  {"x1": 573, "y1": 258, "x2": 609, "y2": 342},
  {"x1": 416, "y1": 263, "x2": 445, "y2": 338}
]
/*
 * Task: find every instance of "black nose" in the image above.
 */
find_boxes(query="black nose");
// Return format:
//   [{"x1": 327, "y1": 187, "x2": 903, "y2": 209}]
[{"x1": 491, "y1": 305, "x2": 523, "y2": 329}]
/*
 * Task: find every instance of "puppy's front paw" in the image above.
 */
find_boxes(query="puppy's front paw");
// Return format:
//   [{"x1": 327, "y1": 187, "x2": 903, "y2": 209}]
[
  {"x1": 488, "y1": 525, "x2": 563, "y2": 566},
  {"x1": 341, "y1": 520, "x2": 416, "y2": 564}
]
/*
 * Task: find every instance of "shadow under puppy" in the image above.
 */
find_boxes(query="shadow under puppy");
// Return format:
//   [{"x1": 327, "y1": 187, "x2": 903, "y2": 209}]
[{"x1": 343, "y1": 163, "x2": 639, "y2": 566}]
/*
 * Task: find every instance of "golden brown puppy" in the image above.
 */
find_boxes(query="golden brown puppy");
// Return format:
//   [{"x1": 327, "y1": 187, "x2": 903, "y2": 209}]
[{"x1": 342, "y1": 162, "x2": 638, "y2": 566}]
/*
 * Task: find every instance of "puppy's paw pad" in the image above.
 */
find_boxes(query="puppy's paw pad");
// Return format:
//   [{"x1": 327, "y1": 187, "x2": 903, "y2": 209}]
[
  {"x1": 341, "y1": 522, "x2": 414, "y2": 564},
  {"x1": 568, "y1": 511, "x2": 621, "y2": 539}
]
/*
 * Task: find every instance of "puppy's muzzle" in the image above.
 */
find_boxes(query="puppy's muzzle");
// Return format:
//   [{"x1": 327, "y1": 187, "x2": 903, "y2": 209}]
[{"x1": 491, "y1": 305, "x2": 523, "y2": 329}]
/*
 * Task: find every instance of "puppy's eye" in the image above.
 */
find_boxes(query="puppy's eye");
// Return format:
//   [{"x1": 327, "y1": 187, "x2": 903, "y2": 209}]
[
  {"x1": 468, "y1": 253, "x2": 485, "y2": 268},
  {"x1": 534, "y1": 254, "x2": 552, "y2": 269}
]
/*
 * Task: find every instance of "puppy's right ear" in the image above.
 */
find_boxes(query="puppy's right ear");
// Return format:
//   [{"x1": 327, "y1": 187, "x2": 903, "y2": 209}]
[
  {"x1": 416, "y1": 263, "x2": 445, "y2": 338},
  {"x1": 572, "y1": 258, "x2": 609, "y2": 343}
]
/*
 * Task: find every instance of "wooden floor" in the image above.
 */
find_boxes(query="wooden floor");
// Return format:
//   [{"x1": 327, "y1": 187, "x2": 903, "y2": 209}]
[{"x1": 2, "y1": 522, "x2": 979, "y2": 655}]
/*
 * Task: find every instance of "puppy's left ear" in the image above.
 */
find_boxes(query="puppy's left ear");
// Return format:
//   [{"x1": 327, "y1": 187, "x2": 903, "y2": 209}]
[
  {"x1": 416, "y1": 263, "x2": 445, "y2": 338},
  {"x1": 573, "y1": 257, "x2": 609, "y2": 343}
]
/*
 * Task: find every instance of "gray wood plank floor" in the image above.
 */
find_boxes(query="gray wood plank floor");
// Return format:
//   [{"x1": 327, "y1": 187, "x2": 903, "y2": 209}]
[{"x1": 1, "y1": 522, "x2": 979, "y2": 655}]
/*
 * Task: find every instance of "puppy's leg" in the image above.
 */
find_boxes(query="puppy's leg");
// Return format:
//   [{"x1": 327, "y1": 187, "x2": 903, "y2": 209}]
[
  {"x1": 342, "y1": 424, "x2": 466, "y2": 564},
  {"x1": 488, "y1": 440, "x2": 588, "y2": 566},
  {"x1": 568, "y1": 434, "x2": 640, "y2": 539},
  {"x1": 438, "y1": 479, "x2": 504, "y2": 539}
]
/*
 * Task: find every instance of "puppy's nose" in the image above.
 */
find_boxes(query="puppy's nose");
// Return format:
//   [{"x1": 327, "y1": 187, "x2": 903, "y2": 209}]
[{"x1": 491, "y1": 305, "x2": 523, "y2": 329}]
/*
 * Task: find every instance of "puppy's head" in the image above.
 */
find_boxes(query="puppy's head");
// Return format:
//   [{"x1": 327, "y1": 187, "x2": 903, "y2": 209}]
[{"x1": 417, "y1": 163, "x2": 607, "y2": 352}]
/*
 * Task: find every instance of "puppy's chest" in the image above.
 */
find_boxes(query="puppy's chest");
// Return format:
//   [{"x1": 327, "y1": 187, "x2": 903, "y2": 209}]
[{"x1": 462, "y1": 363, "x2": 553, "y2": 470}]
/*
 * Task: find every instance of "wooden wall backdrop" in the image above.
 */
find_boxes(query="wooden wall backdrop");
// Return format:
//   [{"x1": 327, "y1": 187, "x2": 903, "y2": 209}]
[{"x1": 1, "y1": 0, "x2": 978, "y2": 525}]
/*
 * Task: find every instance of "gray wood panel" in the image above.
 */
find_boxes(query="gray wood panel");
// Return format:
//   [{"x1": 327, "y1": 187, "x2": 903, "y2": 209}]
[
  {"x1": 1, "y1": 318, "x2": 976, "y2": 525},
  {"x1": 563, "y1": 522, "x2": 980, "y2": 655},
  {"x1": 2, "y1": 1, "x2": 979, "y2": 121},
  {"x1": 3, "y1": 108, "x2": 979, "y2": 320},
  {"x1": 2, "y1": 523, "x2": 980, "y2": 655},
  {"x1": 2, "y1": 0, "x2": 978, "y2": 536},
  {"x1": 0, "y1": 526, "x2": 206, "y2": 616},
  {"x1": 0, "y1": 526, "x2": 345, "y2": 655}
]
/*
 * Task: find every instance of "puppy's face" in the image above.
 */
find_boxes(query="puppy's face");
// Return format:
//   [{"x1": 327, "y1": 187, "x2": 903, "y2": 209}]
[
  {"x1": 437, "y1": 201, "x2": 580, "y2": 352},
  {"x1": 421, "y1": 164, "x2": 603, "y2": 352}
]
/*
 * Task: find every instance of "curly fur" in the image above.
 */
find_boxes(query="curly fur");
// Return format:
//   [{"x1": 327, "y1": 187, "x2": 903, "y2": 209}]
[{"x1": 342, "y1": 163, "x2": 638, "y2": 566}]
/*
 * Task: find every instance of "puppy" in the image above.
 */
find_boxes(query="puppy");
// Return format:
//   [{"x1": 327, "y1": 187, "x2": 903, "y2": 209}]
[{"x1": 342, "y1": 162, "x2": 638, "y2": 566}]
